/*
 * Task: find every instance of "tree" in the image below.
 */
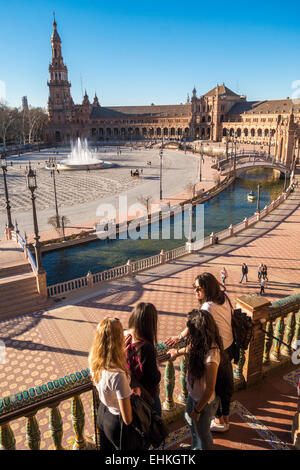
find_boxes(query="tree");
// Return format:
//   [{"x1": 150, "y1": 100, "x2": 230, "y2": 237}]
[{"x1": 0, "y1": 101, "x2": 18, "y2": 148}]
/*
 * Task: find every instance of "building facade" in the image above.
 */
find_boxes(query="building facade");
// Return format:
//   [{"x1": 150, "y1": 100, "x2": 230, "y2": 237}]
[{"x1": 45, "y1": 18, "x2": 300, "y2": 166}]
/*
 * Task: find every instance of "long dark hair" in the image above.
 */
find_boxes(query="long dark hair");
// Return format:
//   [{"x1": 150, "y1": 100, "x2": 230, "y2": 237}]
[
  {"x1": 186, "y1": 309, "x2": 224, "y2": 387},
  {"x1": 128, "y1": 302, "x2": 158, "y2": 345},
  {"x1": 194, "y1": 272, "x2": 226, "y2": 305}
]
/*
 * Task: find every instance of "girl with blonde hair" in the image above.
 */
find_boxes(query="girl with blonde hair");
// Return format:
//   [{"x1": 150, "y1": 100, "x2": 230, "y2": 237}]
[{"x1": 89, "y1": 317, "x2": 136, "y2": 450}]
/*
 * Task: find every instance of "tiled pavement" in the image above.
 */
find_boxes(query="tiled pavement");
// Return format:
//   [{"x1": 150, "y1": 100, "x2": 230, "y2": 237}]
[{"x1": 0, "y1": 172, "x2": 299, "y2": 450}]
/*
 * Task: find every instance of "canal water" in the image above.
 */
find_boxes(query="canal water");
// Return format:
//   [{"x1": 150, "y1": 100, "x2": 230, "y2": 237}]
[{"x1": 43, "y1": 168, "x2": 284, "y2": 286}]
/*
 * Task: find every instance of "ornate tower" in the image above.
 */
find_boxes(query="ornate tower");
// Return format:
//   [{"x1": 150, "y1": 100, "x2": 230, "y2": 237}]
[{"x1": 47, "y1": 13, "x2": 73, "y2": 141}]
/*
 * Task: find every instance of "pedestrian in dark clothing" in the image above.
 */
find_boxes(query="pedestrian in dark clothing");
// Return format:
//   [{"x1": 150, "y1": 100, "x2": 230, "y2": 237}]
[
  {"x1": 239, "y1": 263, "x2": 248, "y2": 283},
  {"x1": 262, "y1": 264, "x2": 268, "y2": 281}
]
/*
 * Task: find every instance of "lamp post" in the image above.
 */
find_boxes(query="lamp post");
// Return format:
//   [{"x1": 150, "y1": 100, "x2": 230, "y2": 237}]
[
  {"x1": 268, "y1": 129, "x2": 272, "y2": 159},
  {"x1": 256, "y1": 184, "x2": 261, "y2": 213},
  {"x1": 199, "y1": 142, "x2": 203, "y2": 182},
  {"x1": 26, "y1": 163, "x2": 44, "y2": 274},
  {"x1": 1, "y1": 154, "x2": 14, "y2": 237},
  {"x1": 49, "y1": 157, "x2": 60, "y2": 228},
  {"x1": 159, "y1": 139, "x2": 163, "y2": 200}
]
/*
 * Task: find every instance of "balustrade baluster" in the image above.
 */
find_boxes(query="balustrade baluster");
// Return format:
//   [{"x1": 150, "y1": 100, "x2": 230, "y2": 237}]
[
  {"x1": 270, "y1": 316, "x2": 285, "y2": 361},
  {"x1": 233, "y1": 348, "x2": 245, "y2": 383},
  {"x1": 263, "y1": 321, "x2": 273, "y2": 363},
  {"x1": 92, "y1": 387, "x2": 101, "y2": 450},
  {"x1": 282, "y1": 312, "x2": 296, "y2": 356},
  {"x1": 292, "y1": 309, "x2": 300, "y2": 351},
  {"x1": 49, "y1": 404, "x2": 64, "y2": 450},
  {"x1": 0, "y1": 424, "x2": 16, "y2": 450},
  {"x1": 178, "y1": 356, "x2": 188, "y2": 404},
  {"x1": 25, "y1": 412, "x2": 41, "y2": 450},
  {"x1": 163, "y1": 361, "x2": 175, "y2": 411},
  {"x1": 71, "y1": 395, "x2": 86, "y2": 450}
]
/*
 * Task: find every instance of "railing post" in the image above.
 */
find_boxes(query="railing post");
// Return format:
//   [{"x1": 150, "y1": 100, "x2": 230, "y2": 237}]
[
  {"x1": 36, "y1": 271, "x2": 48, "y2": 297},
  {"x1": 160, "y1": 249, "x2": 166, "y2": 264},
  {"x1": 228, "y1": 224, "x2": 233, "y2": 236},
  {"x1": 235, "y1": 295, "x2": 271, "y2": 386},
  {"x1": 163, "y1": 360, "x2": 175, "y2": 411},
  {"x1": 263, "y1": 321, "x2": 274, "y2": 363},
  {"x1": 71, "y1": 395, "x2": 86, "y2": 450},
  {"x1": 178, "y1": 356, "x2": 188, "y2": 404},
  {"x1": 244, "y1": 217, "x2": 248, "y2": 229},
  {"x1": 25, "y1": 412, "x2": 41, "y2": 450},
  {"x1": 49, "y1": 404, "x2": 64, "y2": 450},
  {"x1": 0, "y1": 424, "x2": 16, "y2": 450},
  {"x1": 210, "y1": 232, "x2": 215, "y2": 245},
  {"x1": 270, "y1": 316, "x2": 285, "y2": 361},
  {"x1": 282, "y1": 312, "x2": 296, "y2": 356},
  {"x1": 86, "y1": 270, "x2": 93, "y2": 288},
  {"x1": 126, "y1": 259, "x2": 132, "y2": 276}
]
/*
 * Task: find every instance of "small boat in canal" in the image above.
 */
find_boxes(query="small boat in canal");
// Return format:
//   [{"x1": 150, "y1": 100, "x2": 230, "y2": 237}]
[{"x1": 247, "y1": 190, "x2": 256, "y2": 202}]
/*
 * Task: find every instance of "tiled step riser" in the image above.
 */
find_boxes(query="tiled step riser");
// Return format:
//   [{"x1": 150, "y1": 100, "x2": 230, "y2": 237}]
[
  {"x1": 0, "y1": 280, "x2": 37, "y2": 293},
  {"x1": 0, "y1": 301, "x2": 52, "y2": 320},
  {"x1": 0, "y1": 298, "x2": 49, "y2": 316},
  {"x1": 0, "y1": 293, "x2": 42, "y2": 308},
  {"x1": 0, "y1": 266, "x2": 32, "y2": 278}
]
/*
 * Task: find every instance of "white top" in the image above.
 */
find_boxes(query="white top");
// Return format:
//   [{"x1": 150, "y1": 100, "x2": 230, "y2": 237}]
[
  {"x1": 187, "y1": 347, "x2": 220, "y2": 403},
  {"x1": 201, "y1": 297, "x2": 233, "y2": 350},
  {"x1": 94, "y1": 369, "x2": 132, "y2": 415}
]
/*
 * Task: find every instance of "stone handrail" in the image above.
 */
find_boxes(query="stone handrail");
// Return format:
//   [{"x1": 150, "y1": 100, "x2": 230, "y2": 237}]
[
  {"x1": 13, "y1": 231, "x2": 37, "y2": 274},
  {"x1": 46, "y1": 184, "x2": 293, "y2": 297},
  {"x1": 0, "y1": 341, "x2": 184, "y2": 450}
]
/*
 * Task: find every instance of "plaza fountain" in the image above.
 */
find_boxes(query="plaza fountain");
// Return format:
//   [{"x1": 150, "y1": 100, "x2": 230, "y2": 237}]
[{"x1": 46, "y1": 138, "x2": 114, "y2": 171}]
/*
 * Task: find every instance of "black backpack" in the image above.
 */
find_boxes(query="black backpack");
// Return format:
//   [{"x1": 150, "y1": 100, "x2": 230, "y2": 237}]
[
  {"x1": 120, "y1": 389, "x2": 169, "y2": 450},
  {"x1": 226, "y1": 295, "x2": 254, "y2": 363}
]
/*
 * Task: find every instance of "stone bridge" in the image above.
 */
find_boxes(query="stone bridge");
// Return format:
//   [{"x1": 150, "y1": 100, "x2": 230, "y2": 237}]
[{"x1": 219, "y1": 153, "x2": 290, "y2": 177}]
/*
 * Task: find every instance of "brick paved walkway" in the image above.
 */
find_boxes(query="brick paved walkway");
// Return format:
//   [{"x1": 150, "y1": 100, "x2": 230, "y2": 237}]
[{"x1": 0, "y1": 171, "x2": 299, "y2": 450}]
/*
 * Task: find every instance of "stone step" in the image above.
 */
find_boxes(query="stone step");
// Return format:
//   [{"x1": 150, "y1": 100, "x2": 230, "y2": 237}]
[
  {"x1": 0, "y1": 297, "x2": 52, "y2": 320},
  {"x1": 0, "y1": 273, "x2": 37, "y2": 292},
  {"x1": 0, "y1": 263, "x2": 32, "y2": 279},
  {"x1": 0, "y1": 291, "x2": 42, "y2": 308}
]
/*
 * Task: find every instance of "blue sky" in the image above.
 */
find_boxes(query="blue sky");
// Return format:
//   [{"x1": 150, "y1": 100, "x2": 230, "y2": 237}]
[{"x1": 1, "y1": 0, "x2": 300, "y2": 108}]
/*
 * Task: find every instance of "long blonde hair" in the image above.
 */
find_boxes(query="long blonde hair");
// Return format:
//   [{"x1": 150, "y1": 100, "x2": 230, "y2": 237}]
[{"x1": 88, "y1": 317, "x2": 129, "y2": 384}]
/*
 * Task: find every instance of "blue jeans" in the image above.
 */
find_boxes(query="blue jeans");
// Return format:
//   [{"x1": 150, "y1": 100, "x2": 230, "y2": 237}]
[
  {"x1": 240, "y1": 273, "x2": 248, "y2": 282},
  {"x1": 185, "y1": 395, "x2": 220, "y2": 450}
]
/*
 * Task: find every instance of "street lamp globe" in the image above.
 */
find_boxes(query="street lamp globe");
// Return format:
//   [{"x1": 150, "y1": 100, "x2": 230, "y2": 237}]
[
  {"x1": 1, "y1": 154, "x2": 7, "y2": 170},
  {"x1": 27, "y1": 165, "x2": 37, "y2": 192}
]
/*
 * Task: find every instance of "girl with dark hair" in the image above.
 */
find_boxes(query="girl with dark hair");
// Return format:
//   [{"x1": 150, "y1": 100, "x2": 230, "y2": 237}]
[
  {"x1": 166, "y1": 272, "x2": 234, "y2": 432},
  {"x1": 168, "y1": 309, "x2": 223, "y2": 450},
  {"x1": 125, "y1": 302, "x2": 162, "y2": 416}
]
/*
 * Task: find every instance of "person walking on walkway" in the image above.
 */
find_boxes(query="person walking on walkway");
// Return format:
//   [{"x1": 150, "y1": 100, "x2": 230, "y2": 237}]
[
  {"x1": 88, "y1": 317, "x2": 138, "y2": 451},
  {"x1": 220, "y1": 267, "x2": 228, "y2": 289},
  {"x1": 262, "y1": 264, "x2": 268, "y2": 281},
  {"x1": 258, "y1": 263, "x2": 263, "y2": 281},
  {"x1": 165, "y1": 272, "x2": 234, "y2": 433},
  {"x1": 260, "y1": 277, "x2": 266, "y2": 295},
  {"x1": 240, "y1": 263, "x2": 248, "y2": 283},
  {"x1": 168, "y1": 309, "x2": 222, "y2": 450}
]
